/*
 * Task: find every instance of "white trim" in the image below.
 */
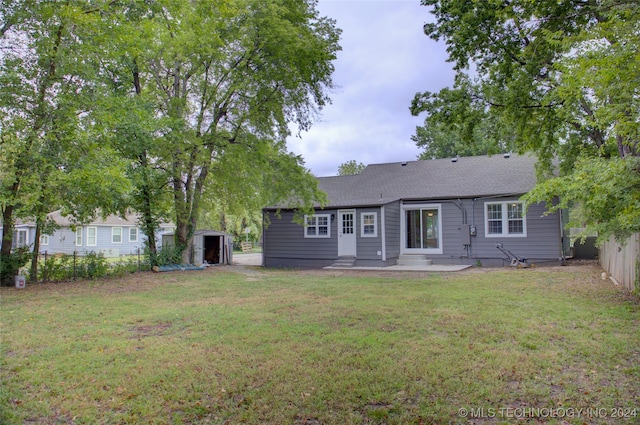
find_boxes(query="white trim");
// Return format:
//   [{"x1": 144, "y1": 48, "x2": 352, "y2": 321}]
[
  {"x1": 129, "y1": 227, "x2": 139, "y2": 242},
  {"x1": 381, "y1": 205, "x2": 386, "y2": 262},
  {"x1": 75, "y1": 227, "x2": 83, "y2": 247},
  {"x1": 338, "y1": 209, "x2": 357, "y2": 257},
  {"x1": 484, "y1": 201, "x2": 527, "y2": 238},
  {"x1": 14, "y1": 229, "x2": 28, "y2": 248},
  {"x1": 40, "y1": 234, "x2": 49, "y2": 246},
  {"x1": 400, "y1": 203, "x2": 443, "y2": 255},
  {"x1": 87, "y1": 226, "x2": 97, "y2": 246},
  {"x1": 112, "y1": 227, "x2": 123, "y2": 243},
  {"x1": 360, "y1": 212, "x2": 378, "y2": 238},
  {"x1": 304, "y1": 214, "x2": 331, "y2": 238}
]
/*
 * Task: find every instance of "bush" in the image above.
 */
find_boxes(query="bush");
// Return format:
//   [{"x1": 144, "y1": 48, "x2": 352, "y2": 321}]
[
  {"x1": 155, "y1": 245, "x2": 183, "y2": 266},
  {"x1": 110, "y1": 255, "x2": 152, "y2": 276},
  {"x1": 77, "y1": 251, "x2": 109, "y2": 279},
  {"x1": 0, "y1": 248, "x2": 31, "y2": 287},
  {"x1": 36, "y1": 251, "x2": 153, "y2": 283},
  {"x1": 38, "y1": 254, "x2": 73, "y2": 282}
]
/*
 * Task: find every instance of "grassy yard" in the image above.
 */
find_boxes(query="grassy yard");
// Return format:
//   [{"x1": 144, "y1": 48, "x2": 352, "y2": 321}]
[{"x1": 1, "y1": 264, "x2": 638, "y2": 424}]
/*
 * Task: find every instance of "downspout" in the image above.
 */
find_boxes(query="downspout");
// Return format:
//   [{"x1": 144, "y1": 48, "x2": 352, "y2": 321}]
[
  {"x1": 472, "y1": 198, "x2": 478, "y2": 259},
  {"x1": 452, "y1": 199, "x2": 470, "y2": 257},
  {"x1": 380, "y1": 205, "x2": 386, "y2": 262},
  {"x1": 558, "y1": 207, "x2": 567, "y2": 265},
  {"x1": 261, "y1": 209, "x2": 266, "y2": 267}
]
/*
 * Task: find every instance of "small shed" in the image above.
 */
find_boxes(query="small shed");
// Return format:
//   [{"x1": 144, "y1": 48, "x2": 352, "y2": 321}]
[{"x1": 162, "y1": 230, "x2": 234, "y2": 266}]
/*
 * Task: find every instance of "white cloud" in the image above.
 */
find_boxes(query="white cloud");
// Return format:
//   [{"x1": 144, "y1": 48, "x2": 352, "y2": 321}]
[{"x1": 287, "y1": 0, "x2": 455, "y2": 177}]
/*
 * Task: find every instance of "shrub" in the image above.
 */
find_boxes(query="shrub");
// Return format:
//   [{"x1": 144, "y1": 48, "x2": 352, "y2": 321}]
[
  {"x1": 0, "y1": 248, "x2": 31, "y2": 287},
  {"x1": 155, "y1": 245, "x2": 183, "y2": 266}
]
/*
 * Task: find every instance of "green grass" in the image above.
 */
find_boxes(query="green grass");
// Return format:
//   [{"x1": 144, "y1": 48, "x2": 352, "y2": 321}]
[{"x1": 1, "y1": 265, "x2": 638, "y2": 424}]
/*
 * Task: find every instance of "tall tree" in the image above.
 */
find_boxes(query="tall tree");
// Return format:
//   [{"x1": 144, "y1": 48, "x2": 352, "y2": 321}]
[
  {"x1": 0, "y1": 1, "x2": 132, "y2": 285},
  {"x1": 119, "y1": 0, "x2": 340, "y2": 262},
  {"x1": 412, "y1": 0, "x2": 639, "y2": 241}
]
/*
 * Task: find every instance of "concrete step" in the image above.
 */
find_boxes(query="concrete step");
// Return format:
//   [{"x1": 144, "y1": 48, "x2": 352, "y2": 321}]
[
  {"x1": 396, "y1": 254, "x2": 433, "y2": 266},
  {"x1": 330, "y1": 256, "x2": 356, "y2": 268}
]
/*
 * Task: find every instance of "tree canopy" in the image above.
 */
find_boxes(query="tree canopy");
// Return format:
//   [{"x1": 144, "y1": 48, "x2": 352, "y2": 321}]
[
  {"x1": 0, "y1": 1, "x2": 132, "y2": 284},
  {"x1": 0, "y1": 0, "x2": 341, "y2": 282},
  {"x1": 337, "y1": 160, "x2": 366, "y2": 175},
  {"x1": 412, "y1": 0, "x2": 639, "y2": 241}
]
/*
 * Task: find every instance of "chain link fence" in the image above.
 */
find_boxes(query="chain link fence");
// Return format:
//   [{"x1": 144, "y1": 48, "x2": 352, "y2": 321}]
[{"x1": 26, "y1": 248, "x2": 151, "y2": 283}]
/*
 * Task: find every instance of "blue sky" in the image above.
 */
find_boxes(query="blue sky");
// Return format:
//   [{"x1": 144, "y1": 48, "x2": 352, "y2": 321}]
[{"x1": 286, "y1": 0, "x2": 455, "y2": 177}]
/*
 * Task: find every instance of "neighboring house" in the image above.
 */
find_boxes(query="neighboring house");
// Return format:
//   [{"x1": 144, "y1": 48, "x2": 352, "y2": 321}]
[
  {"x1": 262, "y1": 154, "x2": 568, "y2": 268},
  {"x1": 5, "y1": 210, "x2": 174, "y2": 257}
]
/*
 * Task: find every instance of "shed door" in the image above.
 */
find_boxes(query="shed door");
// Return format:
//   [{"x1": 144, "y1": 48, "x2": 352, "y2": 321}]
[
  {"x1": 203, "y1": 236, "x2": 221, "y2": 264},
  {"x1": 338, "y1": 210, "x2": 356, "y2": 257}
]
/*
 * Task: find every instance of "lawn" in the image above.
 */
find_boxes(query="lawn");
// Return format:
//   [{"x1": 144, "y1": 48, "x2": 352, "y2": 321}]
[{"x1": 1, "y1": 264, "x2": 638, "y2": 424}]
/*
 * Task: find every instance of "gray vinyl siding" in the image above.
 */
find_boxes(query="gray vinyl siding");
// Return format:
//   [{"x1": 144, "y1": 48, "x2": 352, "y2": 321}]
[
  {"x1": 37, "y1": 226, "x2": 166, "y2": 257},
  {"x1": 468, "y1": 198, "x2": 561, "y2": 266},
  {"x1": 396, "y1": 197, "x2": 561, "y2": 266},
  {"x1": 40, "y1": 227, "x2": 77, "y2": 255},
  {"x1": 41, "y1": 226, "x2": 144, "y2": 256},
  {"x1": 399, "y1": 200, "x2": 469, "y2": 263},
  {"x1": 353, "y1": 207, "x2": 383, "y2": 264},
  {"x1": 263, "y1": 197, "x2": 562, "y2": 268},
  {"x1": 264, "y1": 210, "x2": 338, "y2": 268},
  {"x1": 383, "y1": 201, "x2": 401, "y2": 264}
]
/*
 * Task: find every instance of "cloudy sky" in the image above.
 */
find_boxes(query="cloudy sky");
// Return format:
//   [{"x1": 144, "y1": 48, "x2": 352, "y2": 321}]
[{"x1": 286, "y1": 0, "x2": 456, "y2": 177}]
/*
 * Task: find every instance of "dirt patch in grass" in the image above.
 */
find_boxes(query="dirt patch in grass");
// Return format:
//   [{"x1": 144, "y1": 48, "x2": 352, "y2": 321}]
[{"x1": 129, "y1": 321, "x2": 173, "y2": 338}]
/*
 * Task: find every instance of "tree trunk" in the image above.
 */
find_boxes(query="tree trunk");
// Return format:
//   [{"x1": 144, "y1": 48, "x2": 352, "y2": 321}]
[
  {"x1": 138, "y1": 153, "x2": 160, "y2": 266},
  {"x1": 1, "y1": 205, "x2": 15, "y2": 286},
  {"x1": 175, "y1": 221, "x2": 194, "y2": 264},
  {"x1": 29, "y1": 217, "x2": 43, "y2": 283}
]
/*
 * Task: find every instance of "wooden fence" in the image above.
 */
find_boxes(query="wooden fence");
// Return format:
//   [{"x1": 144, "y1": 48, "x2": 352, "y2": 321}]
[{"x1": 599, "y1": 232, "x2": 639, "y2": 293}]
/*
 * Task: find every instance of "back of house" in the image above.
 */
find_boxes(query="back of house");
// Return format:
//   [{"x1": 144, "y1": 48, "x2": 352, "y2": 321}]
[{"x1": 262, "y1": 154, "x2": 566, "y2": 268}]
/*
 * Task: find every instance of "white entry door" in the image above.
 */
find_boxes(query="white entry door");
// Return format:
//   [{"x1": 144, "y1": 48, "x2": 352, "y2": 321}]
[{"x1": 338, "y1": 209, "x2": 356, "y2": 257}]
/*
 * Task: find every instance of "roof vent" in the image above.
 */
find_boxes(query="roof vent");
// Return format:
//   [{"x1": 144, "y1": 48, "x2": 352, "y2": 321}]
[
  {"x1": 451, "y1": 156, "x2": 458, "y2": 163},
  {"x1": 401, "y1": 161, "x2": 408, "y2": 166},
  {"x1": 503, "y1": 152, "x2": 511, "y2": 158}
]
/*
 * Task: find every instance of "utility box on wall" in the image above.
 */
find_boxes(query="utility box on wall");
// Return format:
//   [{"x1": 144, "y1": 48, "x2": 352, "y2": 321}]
[{"x1": 460, "y1": 224, "x2": 471, "y2": 246}]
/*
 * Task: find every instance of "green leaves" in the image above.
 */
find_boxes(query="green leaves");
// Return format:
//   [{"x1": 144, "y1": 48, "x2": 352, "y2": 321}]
[
  {"x1": 524, "y1": 156, "x2": 640, "y2": 243},
  {"x1": 1, "y1": 0, "x2": 340, "y2": 269},
  {"x1": 337, "y1": 160, "x2": 366, "y2": 176},
  {"x1": 415, "y1": 0, "x2": 640, "y2": 241}
]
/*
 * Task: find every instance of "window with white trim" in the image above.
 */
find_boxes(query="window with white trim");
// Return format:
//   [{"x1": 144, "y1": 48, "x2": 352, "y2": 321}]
[
  {"x1": 112, "y1": 227, "x2": 122, "y2": 243},
  {"x1": 13, "y1": 229, "x2": 28, "y2": 248},
  {"x1": 40, "y1": 234, "x2": 49, "y2": 246},
  {"x1": 361, "y1": 212, "x2": 378, "y2": 237},
  {"x1": 87, "y1": 227, "x2": 97, "y2": 246},
  {"x1": 304, "y1": 214, "x2": 330, "y2": 238},
  {"x1": 129, "y1": 227, "x2": 138, "y2": 242},
  {"x1": 484, "y1": 201, "x2": 526, "y2": 237},
  {"x1": 75, "y1": 227, "x2": 83, "y2": 246}
]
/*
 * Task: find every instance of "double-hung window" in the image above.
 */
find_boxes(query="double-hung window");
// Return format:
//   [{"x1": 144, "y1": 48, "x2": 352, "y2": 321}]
[
  {"x1": 112, "y1": 227, "x2": 122, "y2": 243},
  {"x1": 13, "y1": 229, "x2": 28, "y2": 248},
  {"x1": 129, "y1": 227, "x2": 138, "y2": 243},
  {"x1": 361, "y1": 212, "x2": 377, "y2": 237},
  {"x1": 485, "y1": 201, "x2": 526, "y2": 237},
  {"x1": 304, "y1": 214, "x2": 330, "y2": 238},
  {"x1": 75, "y1": 227, "x2": 83, "y2": 246},
  {"x1": 87, "y1": 227, "x2": 97, "y2": 246}
]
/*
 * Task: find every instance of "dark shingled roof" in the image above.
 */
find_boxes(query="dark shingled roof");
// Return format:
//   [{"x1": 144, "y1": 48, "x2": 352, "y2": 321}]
[{"x1": 314, "y1": 154, "x2": 539, "y2": 208}]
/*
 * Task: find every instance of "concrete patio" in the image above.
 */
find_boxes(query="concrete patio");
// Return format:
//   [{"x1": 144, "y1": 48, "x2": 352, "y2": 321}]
[{"x1": 233, "y1": 253, "x2": 471, "y2": 272}]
